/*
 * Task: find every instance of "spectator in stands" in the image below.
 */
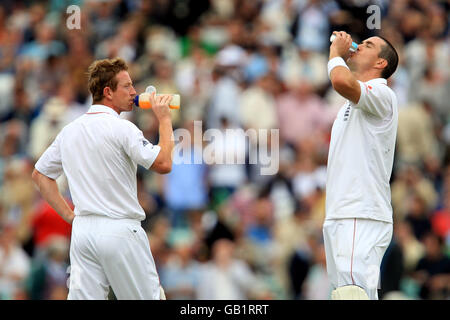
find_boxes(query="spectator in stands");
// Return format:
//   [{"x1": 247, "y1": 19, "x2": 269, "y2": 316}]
[
  {"x1": 196, "y1": 238, "x2": 264, "y2": 299},
  {"x1": 0, "y1": 223, "x2": 31, "y2": 299},
  {"x1": 159, "y1": 230, "x2": 201, "y2": 299},
  {"x1": 413, "y1": 232, "x2": 450, "y2": 299}
]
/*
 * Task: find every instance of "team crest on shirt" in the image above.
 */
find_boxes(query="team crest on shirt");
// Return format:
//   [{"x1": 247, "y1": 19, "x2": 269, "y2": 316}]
[{"x1": 142, "y1": 139, "x2": 149, "y2": 147}]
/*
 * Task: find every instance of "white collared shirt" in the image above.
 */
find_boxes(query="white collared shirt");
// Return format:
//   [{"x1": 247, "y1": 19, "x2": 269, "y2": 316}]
[
  {"x1": 325, "y1": 78, "x2": 398, "y2": 223},
  {"x1": 35, "y1": 105, "x2": 161, "y2": 220}
]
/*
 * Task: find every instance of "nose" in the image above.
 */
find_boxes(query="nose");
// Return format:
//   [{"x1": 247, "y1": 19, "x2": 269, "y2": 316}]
[{"x1": 130, "y1": 86, "x2": 137, "y2": 96}]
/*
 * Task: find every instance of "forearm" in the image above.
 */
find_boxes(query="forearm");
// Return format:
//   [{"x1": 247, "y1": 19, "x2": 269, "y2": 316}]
[
  {"x1": 159, "y1": 118, "x2": 174, "y2": 148},
  {"x1": 328, "y1": 49, "x2": 360, "y2": 103},
  {"x1": 32, "y1": 170, "x2": 74, "y2": 224},
  {"x1": 153, "y1": 118, "x2": 174, "y2": 173},
  {"x1": 158, "y1": 118, "x2": 174, "y2": 154},
  {"x1": 329, "y1": 48, "x2": 356, "y2": 87}
]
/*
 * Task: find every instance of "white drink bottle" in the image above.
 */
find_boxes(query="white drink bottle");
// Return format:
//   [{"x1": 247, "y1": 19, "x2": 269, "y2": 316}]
[
  {"x1": 133, "y1": 86, "x2": 180, "y2": 109},
  {"x1": 330, "y1": 34, "x2": 358, "y2": 52}
]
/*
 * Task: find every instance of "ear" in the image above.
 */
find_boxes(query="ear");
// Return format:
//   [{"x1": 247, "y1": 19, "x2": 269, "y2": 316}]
[
  {"x1": 103, "y1": 87, "x2": 113, "y2": 101},
  {"x1": 376, "y1": 58, "x2": 388, "y2": 70}
]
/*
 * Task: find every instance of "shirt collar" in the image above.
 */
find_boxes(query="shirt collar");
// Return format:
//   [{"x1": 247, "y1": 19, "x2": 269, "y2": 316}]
[
  {"x1": 87, "y1": 105, "x2": 120, "y2": 118},
  {"x1": 365, "y1": 78, "x2": 387, "y2": 85}
]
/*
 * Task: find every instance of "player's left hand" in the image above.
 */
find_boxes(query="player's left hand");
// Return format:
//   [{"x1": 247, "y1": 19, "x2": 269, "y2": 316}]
[
  {"x1": 66, "y1": 211, "x2": 75, "y2": 225},
  {"x1": 160, "y1": 285, "x2": 166, "y2": 300}
]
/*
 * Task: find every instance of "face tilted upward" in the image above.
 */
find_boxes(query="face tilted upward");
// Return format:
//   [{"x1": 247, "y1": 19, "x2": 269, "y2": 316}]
[{"x1": 346, "y1": 36, "x2": 387, "y2": 77}]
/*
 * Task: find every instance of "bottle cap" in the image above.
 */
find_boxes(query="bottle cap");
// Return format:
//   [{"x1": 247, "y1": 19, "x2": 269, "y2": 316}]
[
  {"x1": 133, "y1": 95, "x2": 139, "y2": 106},
  {"x1": 145, "y1": 86, "x2": 156, "y2": 94}
]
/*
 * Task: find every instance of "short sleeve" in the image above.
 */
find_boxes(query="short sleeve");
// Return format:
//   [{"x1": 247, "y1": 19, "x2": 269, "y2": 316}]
[
  {"x1": 351, "y1": 81, "x2": 393, "y2": 119},
  {"x1": 120, "y1": 120, "x2": 161, "y2": 169},
  {"x1": 34, "y1": 133, "x2": 64, "y2": 180}
]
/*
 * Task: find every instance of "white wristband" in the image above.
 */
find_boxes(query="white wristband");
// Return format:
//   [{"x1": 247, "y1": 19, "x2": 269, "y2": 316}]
[{"x1": 327, "y1": 57, "x2": 349, "y2": 79}]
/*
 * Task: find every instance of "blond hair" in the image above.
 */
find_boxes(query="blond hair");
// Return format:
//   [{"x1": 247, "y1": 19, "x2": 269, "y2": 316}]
[{"x1": 87, "y1": 58, "x2": 128, "y2": 103}]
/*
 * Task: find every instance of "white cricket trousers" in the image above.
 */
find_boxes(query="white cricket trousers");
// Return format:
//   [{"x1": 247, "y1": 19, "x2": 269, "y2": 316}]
[
  {"x1": 67, "y1": 215, "x2": 161, "y2": 300},
  {"x1": 322, "y1": 218, "x2": 393, "y2": 300}
]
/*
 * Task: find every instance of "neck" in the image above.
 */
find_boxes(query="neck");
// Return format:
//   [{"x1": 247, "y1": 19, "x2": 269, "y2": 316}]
[
  {"x1": 97, "y1": 100, "x2": 120, "y2": 114},
  {"x1": 353, "y1": 70, "x2": 383, "y2": 83}
]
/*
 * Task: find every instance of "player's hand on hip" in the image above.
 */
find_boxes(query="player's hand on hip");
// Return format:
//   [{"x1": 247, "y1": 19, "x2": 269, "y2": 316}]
[
  {"x1": 160, "y1": 285, "x2": 166, "y2": 300},
  {"x1": 149, "y1": 92, "x2": 172, "y2": 122},
  {"x1": 66, "y1": 211, "x2": 75, "y2": 225},
  {"x1": 331, "y1": 31, "x2": 353, "y2": 59}
]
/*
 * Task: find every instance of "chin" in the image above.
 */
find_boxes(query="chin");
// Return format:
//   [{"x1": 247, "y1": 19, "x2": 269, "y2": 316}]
[{"x1": 346, "y1": 59, "x2": 355, "y2": 69}]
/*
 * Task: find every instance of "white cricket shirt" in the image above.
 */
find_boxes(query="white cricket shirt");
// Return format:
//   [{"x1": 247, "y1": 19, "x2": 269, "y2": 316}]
[
  {"x1": 35, "y1": 104, "x2": 161, "y2": 221},
  {"x1": 325, "y1": 78, "x2": 398, "y2": 223}
]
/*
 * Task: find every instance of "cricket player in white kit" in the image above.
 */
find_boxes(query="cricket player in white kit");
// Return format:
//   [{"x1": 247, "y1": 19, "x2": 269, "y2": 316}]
[
  {"x1": 323, "y1": 32, "x2": 399, "y2": 300},
  {"x1": 31, "y1": 58, "x2": 174, "y2": 299}
]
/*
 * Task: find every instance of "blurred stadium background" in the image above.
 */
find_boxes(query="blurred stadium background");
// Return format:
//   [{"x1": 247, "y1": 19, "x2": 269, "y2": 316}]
[{"x1": 0, "y1": 0, "x2": 449, "y2": 300}]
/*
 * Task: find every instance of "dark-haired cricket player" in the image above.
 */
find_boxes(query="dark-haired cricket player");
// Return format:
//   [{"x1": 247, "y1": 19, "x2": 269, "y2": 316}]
[{"x1": 323, "y1": 31, "x2": 399, "y2": 300}]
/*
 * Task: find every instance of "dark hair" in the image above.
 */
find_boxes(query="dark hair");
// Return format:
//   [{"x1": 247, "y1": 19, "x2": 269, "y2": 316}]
[
  {"x1": 87, "y1": 58, "x2": 128, "y2": 103},
  {"x1": 421, "y1": 231, "x2": 444, "y2": 247},
  {"x1": 377, "y1": 36, "x2": 399, "y2": 79}
]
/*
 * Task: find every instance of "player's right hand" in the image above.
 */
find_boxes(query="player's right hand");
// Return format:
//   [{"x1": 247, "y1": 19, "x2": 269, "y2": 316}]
[
  {"x1": 331, "y1": 31, "x2": 353, "y2": 60},
  {"x1": 149, "y1": 92, "x2": 172, "y2": 121}
]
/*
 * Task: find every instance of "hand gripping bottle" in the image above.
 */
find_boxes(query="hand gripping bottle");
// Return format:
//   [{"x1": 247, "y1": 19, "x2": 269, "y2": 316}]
[
  {"x1": 330, "y1": 34, "x2": 358, "y2": 52},
  {"x1": 133, "y1": 86, "x2": 180, "y2": 109}
]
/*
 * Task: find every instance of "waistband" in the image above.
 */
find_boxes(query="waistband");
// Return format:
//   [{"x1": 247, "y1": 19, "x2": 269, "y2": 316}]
[{"x1": 73, "y1": 214, "x2": 141, "y2": 227}]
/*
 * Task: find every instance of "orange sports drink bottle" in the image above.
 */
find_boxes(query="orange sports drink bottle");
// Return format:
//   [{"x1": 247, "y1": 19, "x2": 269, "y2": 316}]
[{"x1": 133, "y1": 86, "x2": 180, "y2": 109}]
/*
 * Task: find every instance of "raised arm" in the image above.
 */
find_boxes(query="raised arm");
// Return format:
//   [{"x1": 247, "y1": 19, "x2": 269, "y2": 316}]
[
  {"x1": 31, "y1": 169, "x2": 74, "y2": 224},
  {"x1": 149, "y1": 93, "x2": 174, "y2": 174},
  {"x1": 328, "y1": 31, "x2": 361, "y2": 104}
]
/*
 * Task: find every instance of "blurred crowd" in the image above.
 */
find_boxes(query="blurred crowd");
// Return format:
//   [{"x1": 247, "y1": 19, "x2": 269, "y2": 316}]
[{"x1": 0, "y1": 0, "x2": 449, "y2": 300}]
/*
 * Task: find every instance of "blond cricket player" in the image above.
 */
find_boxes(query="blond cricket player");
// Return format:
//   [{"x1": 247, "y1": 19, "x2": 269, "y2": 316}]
[
  {"x1": 32, "y1": 58, "x2": 173, "y2": 299},
  {"x1": 323, "y1": 31, "x2": 399, "y2": 300}
]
